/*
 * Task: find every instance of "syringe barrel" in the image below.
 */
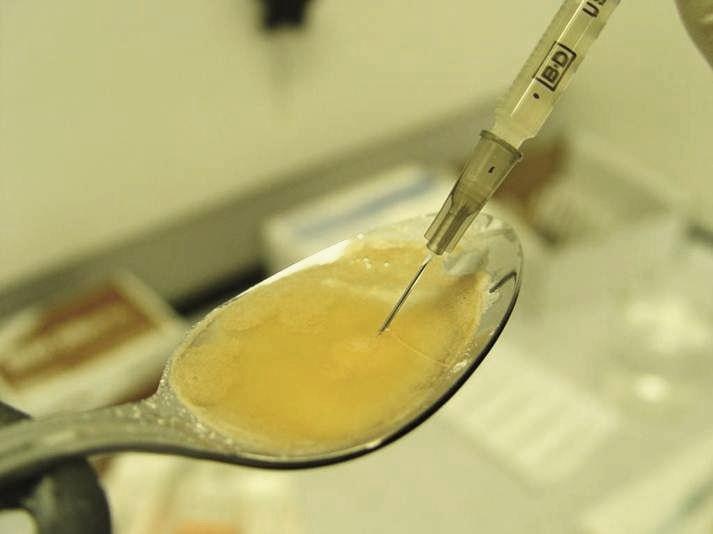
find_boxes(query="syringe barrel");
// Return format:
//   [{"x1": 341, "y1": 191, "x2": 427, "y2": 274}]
[
  {"x1": 425, "y1": 0, "x2": 622, "y2": 255},
  {"x1": 425, "y1": 131, "x2": 521, "y2": 255},
  {"x1": 491, "y1": 0, "x2": 622, "y2": 147}
]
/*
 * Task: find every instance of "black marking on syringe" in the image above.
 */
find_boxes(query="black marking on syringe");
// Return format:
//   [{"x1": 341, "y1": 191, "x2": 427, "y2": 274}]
[
  {"x1": 533, "y1": 41, "x2": 577, "y2": 92},
  {"x1": 583, "y1": 1, "x2": 604, "y2": 18},
  {"x1": 489, "y1": 270, "x2": 517, "y2": 293}
]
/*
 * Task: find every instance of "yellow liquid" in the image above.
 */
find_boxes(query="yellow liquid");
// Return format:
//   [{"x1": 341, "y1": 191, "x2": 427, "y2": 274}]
[{"x1": 171, "y1": 240, "x2": 487, "y2": 454}]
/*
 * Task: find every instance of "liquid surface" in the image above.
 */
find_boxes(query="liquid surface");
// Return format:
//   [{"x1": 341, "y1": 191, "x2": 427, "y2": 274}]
[{"x1": 171, "y1": 240, "x2": 488, "y2": 455}]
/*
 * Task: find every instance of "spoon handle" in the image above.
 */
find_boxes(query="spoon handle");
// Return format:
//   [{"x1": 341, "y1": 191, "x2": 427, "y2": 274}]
[{"x1": 0, "y1": 399, "x2": 199, "y2": 487}]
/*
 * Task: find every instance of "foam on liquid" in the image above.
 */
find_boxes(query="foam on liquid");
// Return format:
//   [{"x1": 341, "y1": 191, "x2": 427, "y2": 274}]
[{"x1": 171, "y1": 240, "x2": 487, "y2": 455}]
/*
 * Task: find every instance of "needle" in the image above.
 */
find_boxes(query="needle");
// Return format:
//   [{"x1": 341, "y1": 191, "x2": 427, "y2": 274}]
[{"x1": 379, "y1": 254, "x2": 432, "y2": 333}]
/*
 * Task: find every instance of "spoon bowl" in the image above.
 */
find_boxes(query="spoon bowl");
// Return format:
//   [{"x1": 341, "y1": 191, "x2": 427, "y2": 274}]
[{"x1": 0, "y1": 213, "x2": 521, "y2": 486}]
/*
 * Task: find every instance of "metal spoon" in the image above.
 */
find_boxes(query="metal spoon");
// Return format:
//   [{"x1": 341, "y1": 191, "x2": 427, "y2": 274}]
[{"x1": 0, "y1": 213, "x2": 521, "y2": 486}]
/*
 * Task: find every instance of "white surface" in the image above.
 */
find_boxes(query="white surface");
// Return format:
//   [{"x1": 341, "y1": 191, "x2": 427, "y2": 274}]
[
  {"x1": 444, "y1": 343, "x2": 620, "y2": 487},
  {"x1": 581, "y1": 433, "x2": 713, "y2": 534},
  {"x1": 105, "y1": 454, "x2": 301, "y2": 534},
  {"x1": 0, "y1": 0, "x2": 557, "y2": 286},
  {"x1": 290, "y1": 415, "x2": 550, "y2": 534}
]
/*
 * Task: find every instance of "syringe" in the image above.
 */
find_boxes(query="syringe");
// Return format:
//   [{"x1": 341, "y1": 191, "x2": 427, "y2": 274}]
[{"x1": 380, "y1": 0, "x2": 622, "y2": 332}]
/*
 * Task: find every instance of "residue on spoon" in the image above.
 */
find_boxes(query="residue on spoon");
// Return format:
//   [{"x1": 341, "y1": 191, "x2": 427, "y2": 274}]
[{"x1": 170, "y1": 239, "x2": 488, "y2": 455}]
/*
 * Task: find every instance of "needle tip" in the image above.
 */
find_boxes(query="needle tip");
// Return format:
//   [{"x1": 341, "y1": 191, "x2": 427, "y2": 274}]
[{"x1": 378, "y1": 254, "x2": 432, "y2": 333}]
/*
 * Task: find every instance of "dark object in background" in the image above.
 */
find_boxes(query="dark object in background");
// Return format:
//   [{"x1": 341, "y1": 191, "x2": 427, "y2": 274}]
[
  {"x1": 260, "y1": 0, "x2": 313, "y2": 29},
  {"x1": 0, "y1": 401, "x2": 112, "y2": 534}
]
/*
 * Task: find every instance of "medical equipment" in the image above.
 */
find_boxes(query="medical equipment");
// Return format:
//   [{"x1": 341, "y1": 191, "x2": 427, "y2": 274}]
[
  {"x1": 0, "y1": 215, "x2": 520, "y2": 482},
  {"x1": 380, "y1": 0, "x2": 621, "y2": 332}
]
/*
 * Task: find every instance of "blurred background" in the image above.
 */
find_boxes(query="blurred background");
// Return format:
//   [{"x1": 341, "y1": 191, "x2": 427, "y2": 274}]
[{"x1": 2, "y1": 0, "x2": 713, "y2": 532}]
